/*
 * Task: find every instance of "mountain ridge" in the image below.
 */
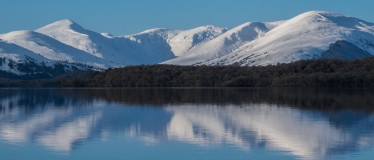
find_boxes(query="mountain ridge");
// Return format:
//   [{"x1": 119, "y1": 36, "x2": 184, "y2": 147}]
[
  {"x1": 202, "y1": 11, "x2": 374, "y2": 66},
  {"x1": 0, "y1": 11, "x2": 373, "y2": 77}
]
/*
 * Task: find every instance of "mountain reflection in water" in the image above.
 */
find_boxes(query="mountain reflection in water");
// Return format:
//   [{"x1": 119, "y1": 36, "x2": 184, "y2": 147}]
[{"x1": 0, "y1": 89, "x2": 373, "y2": 160}]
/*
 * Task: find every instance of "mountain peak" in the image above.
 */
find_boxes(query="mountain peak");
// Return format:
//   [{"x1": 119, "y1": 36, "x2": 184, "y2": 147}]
[
  {"x1": 301, "y1": 10, "x2": 336, "y2": 15},
  {"x1": 36, "y1": 19, "x2": 86, "y2": 33},
  {"x1": 288, "y1": 10, "x2": 374, "y2": 31},
  {"x1": 134, "y1": 28, "x2": 175, "y2": 35},
  {"x1": 195, "y1": 25, "x2": 226, "y2": 30},
  {"x1": 293, "y1": 11, "x2": 346, "y2": 22},
  {"x1": 298, "y1": 11, "x2": 343, "y2": 17},
  {"x1": 238, "y1": 22, "x2": 268, "y2": 29},
  {"x1": 54, "y1": 19, "x2": 76, "y2": 25}
]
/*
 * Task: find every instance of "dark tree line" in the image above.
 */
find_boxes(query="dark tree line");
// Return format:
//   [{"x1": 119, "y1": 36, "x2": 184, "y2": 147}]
[
  {"x1": 2, "y1": 88, "x2": 373, "y2": 112},
  {"x1": 59, "y1": 57, "x2": 374, "y2": 88}
]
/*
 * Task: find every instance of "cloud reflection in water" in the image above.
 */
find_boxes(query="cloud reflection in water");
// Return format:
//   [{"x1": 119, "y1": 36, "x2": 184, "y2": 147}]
[{"x1": 0, "y1": 89, "x2": 373, "y2": 160}]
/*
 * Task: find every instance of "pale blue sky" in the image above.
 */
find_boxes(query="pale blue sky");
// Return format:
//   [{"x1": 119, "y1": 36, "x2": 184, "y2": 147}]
[{"x1": 1, "y1": 0, "x2": 373, "y2": 35}]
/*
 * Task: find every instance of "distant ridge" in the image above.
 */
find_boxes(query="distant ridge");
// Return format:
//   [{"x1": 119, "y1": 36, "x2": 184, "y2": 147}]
[{"x1": 0, "y1": 11, "x2": 373, "y2": 76}]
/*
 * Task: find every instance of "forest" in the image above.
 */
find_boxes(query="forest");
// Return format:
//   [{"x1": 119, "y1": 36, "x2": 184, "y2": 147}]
[{"x1": 59, "y1": 57, "x2": 374, "y2": 88}]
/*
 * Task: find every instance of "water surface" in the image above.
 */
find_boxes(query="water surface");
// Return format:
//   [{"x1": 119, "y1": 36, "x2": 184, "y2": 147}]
[{"x1": 0, "y1": 89, "x2": 373, "y2": 160}]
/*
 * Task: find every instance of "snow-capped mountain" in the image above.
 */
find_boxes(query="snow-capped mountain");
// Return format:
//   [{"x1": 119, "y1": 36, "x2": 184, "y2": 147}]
[
  {"x1": 0, "y1": 30, "x2": 107, "y2": 68},
  {"x1": 0, "y1": 39, "x2": 50, "y2": 75},
  {"x1": 36, "y1": 19, "x2": 109, "y2": 58},
  {"x1": 0, "y1": 11, "x2": 373, "y2": 76},
  {"x1": 201, "y1": 11, "x2": 374, "y2": 66},
  {"x1": 36, "y1": 19, "x2": 173, "y2": 66},
  {"x1": 163, "y1": 21, "x2": 283, "y2": 65},
  {"x1": 0, "y1": 39, "x2": 91, "y2": 78},
  {"x1": 167, "y1": 25, "x2": 228, "y2": 56},
  {"x1": 123, "y1": 28, "x2": 180, "y2": 64}
]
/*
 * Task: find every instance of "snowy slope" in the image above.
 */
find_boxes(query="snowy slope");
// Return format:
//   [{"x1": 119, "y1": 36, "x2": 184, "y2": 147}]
[
  {"x1": 123, "y1": 26, "x2": 228, "y2": 63},
  {"x1": 204, "y1": 11, "x2": 374, "y2": 66},
  {"x1": 0, "y1": 39, "x2": 91, "y2": 77},
  {"x1": 37, "y1": 20, "x2": 177, "y2": 65},
  {"x1": 36, "y1": 19, "x2": 113, "y2": 58},
  {"x1": 0, "y1": 30, "x2": 108, "y2": 69},
  {"x1": 123, "y1": 28, "x2": 180, "y2": 64},
  {"x1": 163, "y1": 22, "x2": 283, "y2": 65},
  {"x1": 321, "y1": 40, "x2": 372, "y2": 60},
  {"x1": 36, "y1": 19, "x2": 140, "y2": 66},
  {"x1": 0, "y1": 40, "x2": 50, "y2": 74},
  {"x1": 0, "y1": 39, "x2": 48, "y2": 63},
  {"x1": 167, "y1": 25, "x2": 228, "y2": 56}
]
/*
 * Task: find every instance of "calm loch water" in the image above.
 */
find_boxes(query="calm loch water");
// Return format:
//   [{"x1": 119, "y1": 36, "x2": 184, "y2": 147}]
[{"x1": 0, "y1": 89, "x2": 374, "y2": 160}]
